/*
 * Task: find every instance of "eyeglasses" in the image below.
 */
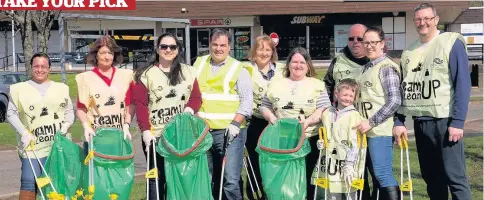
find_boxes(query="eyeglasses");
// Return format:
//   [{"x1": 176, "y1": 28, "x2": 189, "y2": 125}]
[
  {"x1": 413, "y1": 16, "x2": 436, "y2": 24},
  {"x1": 348, "y1": 37, "x2": 364, "y2": 42},
  {"x1": 32, "y1": 65, "x2": 49, "y2": 70},
  {"x1": 158, "y1": 44, "x2": 178, "y2": 51},
  {"x1": 363, "y1": 40, "x2": 382, "y2": 47}
]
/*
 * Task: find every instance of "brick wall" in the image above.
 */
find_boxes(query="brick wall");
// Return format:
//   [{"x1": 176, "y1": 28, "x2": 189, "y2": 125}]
[{"x1": 71, "y1": 1, "x2": 468, "y2": 19}]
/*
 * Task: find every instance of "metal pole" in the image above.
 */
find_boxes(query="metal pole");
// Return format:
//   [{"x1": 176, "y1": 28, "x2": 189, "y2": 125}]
[
  {"x1": 11, "y1": 13, "x2": 16, "y2": 72},
  {"x1": 184, "y1": 23, "x2": 191, "y2": 64},
  {"x1": 306, "y1": 25, "x2": 310, "y2": 54},
  {"x1": 58, "y1": 15, "x2": 66, "y2": 84}
]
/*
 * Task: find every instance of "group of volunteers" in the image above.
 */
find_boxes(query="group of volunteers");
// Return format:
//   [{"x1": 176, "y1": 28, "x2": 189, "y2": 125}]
[{"x1": 8, "y1": 2, "x2": 472, "y2": 200}]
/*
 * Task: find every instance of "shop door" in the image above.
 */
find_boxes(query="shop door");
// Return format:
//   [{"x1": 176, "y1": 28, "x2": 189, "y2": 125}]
[{"x1": 197, "y1": 29, "x2": 210, "y2": 57}]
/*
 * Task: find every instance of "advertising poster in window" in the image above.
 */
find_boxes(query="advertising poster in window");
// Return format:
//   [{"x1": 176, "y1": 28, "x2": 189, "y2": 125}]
[
  {"x1": 385, "y1": 34, "x2": 394, "y2": 51},
  {"x1": 234, "y1": 29, "x2": 251, "y2": 60},
  {"x1": 334, "y1": 25, "x2": 352, "y2": 54}
]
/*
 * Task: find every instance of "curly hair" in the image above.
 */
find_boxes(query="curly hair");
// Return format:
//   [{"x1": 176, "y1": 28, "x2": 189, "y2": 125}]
[{"x1": 86, "y1": 35, "x2": 123, "y2": 67}]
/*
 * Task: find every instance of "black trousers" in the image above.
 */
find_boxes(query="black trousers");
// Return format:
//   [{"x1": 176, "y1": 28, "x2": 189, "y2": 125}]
[
  {"x1": 245, "y1": 116, "x2": 269, "y2": 200},
  {"x1": 414, "y1": 118, "x2": 471, "y2": 200},
  {"x1": 142, "y1": 140, "x2": 166, "y2": 200}
]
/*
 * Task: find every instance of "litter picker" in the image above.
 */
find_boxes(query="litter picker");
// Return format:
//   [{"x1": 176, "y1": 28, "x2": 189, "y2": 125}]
[
  {"x1": 244, "y1": 145, "x2": 264, "y2": 199},
  {"x1": 314, "y1": 127, "x2": 329, "y2": 200},
  {"x1": 399, "y1": 136, "x2": 413, "y2": 200},
  {"x1": 23, "y1": 131, "x2": 65, "y2": 200},
  {"x1": 145, "y1": 127, "x2": 160, "y2": 200},
  {"x1": 218, "y1": 129, "x2": 229, "y2": 200},
  {"x1": 349, "y1": 131, "x2": 367, "y2": 200}
]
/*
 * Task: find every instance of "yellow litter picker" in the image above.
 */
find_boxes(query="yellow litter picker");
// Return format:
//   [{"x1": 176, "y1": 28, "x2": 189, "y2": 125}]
[
  {"x1": 399, "y1": 136, "x2": 413, "y2": 200},
  {"x1": 23, "y1": 135, "x2": 61, "y2": 200}
]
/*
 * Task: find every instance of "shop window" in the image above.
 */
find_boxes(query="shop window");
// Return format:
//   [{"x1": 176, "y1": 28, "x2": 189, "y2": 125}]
[
  {"x1": 264, "y1": 26, "x2": 306, "y2": 60},
  {"x1": 166, "y1": 28, "x2": 186, "y2": 51},
  {"x1": 233, "y1": 28, "x2": 251, "y2": 61},
  {"x1": 309, "y1": 25, "x2": 334, "y2": 60}
]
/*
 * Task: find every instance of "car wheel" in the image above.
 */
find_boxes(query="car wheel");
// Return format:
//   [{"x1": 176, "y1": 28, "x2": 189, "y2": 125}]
[{"x1": 0, "y1": 103, "x2": 6, "y2": 123}]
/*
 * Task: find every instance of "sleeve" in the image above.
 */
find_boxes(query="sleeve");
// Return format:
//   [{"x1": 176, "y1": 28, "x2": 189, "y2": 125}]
[
  {"x1": 394, "y1": 62, "x2": 406, "y2": 126},
  {"x1": 186, "y1": 79, "x2": 202, "y2": 113},
  {"x1": 132, "y1": 81, "x2": 151, "y2": 132},
  {"x1": 259, "y1": 94, "x2": 273, "y2": 112},
  {"x1": 323, "y1": 58, "x2": 338, "y2": 103},
  {"x1": 63, "y1": 87, "x2": 75, "y2": 128},
  {"x1": 448, "y1": 39, "x2": 471, "y2": 129},
  {"x1": 124, "y1": 82, "x2": 134, "y2": 106},
  {"x1": 316, "y1": 81, "x2": 332, "y2": 109},
  {"x1": 6, "y1": 96, "x2": 28, "y2": 135},
  {"x1": 77, "y1": 97, "x2": 86, "y2": 109},
  {"x1": 234, "y1": 67, "x2": 253, "y2": 118},
  {"x1": 368, "y1": 66, "x2": 402, "y2": 127}
]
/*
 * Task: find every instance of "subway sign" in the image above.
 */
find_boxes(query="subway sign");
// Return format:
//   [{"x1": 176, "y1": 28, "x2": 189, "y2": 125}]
[{"x1": 290, "y1": 15, "x2": 325, "y2": 24}]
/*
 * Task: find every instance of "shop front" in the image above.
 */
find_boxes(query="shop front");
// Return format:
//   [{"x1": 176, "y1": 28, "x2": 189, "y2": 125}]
[
  {"x1": 66, "y1": 19, "x2": 155, "y2": 53},
  {"x1": 187, "y1": 16, "x2": 255, "y2": 62},
  {"x1": 260, "y1": 12, "x2": 406, "y2": 61}
]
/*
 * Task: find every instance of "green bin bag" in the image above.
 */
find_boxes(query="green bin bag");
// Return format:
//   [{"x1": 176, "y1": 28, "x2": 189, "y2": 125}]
[
  {"x1": 255, "y1": 118, "x2": 311, "y2": 200},
  {"x1": 156, "y1": 113, "x2": 213, "y2": 200},
  {"x1": 82, "y1": 128, "x2": 135, "y2": 200},
  {"x1": 37, "y1": 133, "x2": 84, "y2": 200}
]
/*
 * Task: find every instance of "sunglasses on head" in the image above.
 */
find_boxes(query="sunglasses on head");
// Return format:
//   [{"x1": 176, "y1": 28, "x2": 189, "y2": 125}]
[
  {"x1": 159, "y1": 44, "x2": 178, "y2": 51},
  {"x1": 348, "y1": 37, "x2": 364, "y2": 42}
]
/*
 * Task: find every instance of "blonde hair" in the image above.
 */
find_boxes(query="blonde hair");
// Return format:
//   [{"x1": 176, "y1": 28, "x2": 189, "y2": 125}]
[
  {"x1": 335, "y1": 78, "x2": 360, "y2": 101},
  {"x1": 248, "y1": 35, "x2": 278, "y2": 63}
]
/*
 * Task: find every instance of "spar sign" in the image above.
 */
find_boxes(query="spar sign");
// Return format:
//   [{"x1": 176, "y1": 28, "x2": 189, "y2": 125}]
[{"x1": 270, "y1": 32, "x2": 279, "y2": 46}]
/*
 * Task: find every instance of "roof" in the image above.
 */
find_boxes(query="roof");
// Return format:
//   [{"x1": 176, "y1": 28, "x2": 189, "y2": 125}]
[
  {"x1": 453, "y1": 8, "x2": 484, "y2": 24},
  {"x1": 70, "y1": 1, "x2": 468, "y2": 19}
]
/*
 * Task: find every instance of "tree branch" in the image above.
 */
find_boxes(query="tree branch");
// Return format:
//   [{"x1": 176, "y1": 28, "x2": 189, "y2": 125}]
[{"x1": 1, "y1": 11, "x2": 26, "y2": 26}]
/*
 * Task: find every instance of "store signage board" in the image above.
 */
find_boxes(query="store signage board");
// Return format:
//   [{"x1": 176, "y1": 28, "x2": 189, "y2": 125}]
[
  {"x1": 191, "y1": 18, "x2": 231, "y2": 27},
  {"x1": 290, "y1": 15, "x2": 325, "y2": 24}
]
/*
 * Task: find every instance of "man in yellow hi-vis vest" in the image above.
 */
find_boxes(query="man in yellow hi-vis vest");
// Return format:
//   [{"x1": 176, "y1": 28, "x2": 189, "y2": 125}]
[
  {"x1": 193, "y1": 28, "x2": 253, "y2": 200},
  {"x1": 393, "y1": 3, "x2": 472, "y2": 200}
]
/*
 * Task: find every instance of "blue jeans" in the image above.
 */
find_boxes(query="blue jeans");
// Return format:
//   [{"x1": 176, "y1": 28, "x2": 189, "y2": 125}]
[
  {"x1": 207, "y1": 128, "x2": 247, "y2": 200},
  {"x1": 20, "y1": 157, "x2": 47, "y2": 191},
  {"x1": 367, "y1": 136, "x2": 398, "y2": 187}
]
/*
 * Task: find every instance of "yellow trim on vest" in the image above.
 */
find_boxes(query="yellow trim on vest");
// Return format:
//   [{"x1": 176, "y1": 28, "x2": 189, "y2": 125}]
[{"x1": 194, "y1": 55, "x2": 247, "y2": 129}]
